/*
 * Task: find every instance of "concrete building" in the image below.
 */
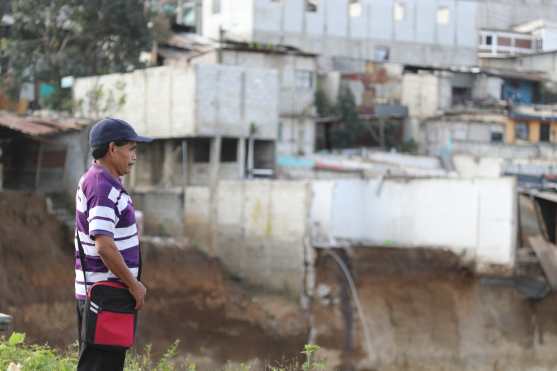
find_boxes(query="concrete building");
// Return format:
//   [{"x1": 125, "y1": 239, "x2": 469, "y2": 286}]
[
  {"x1": 423, "y1": 106, "x2": 557, "y2": 161},
  {"x1": 479, "y1": 19, "x2": 557, "y2": 59},
  {"x1": 201, "y1": 0, "x2": 479, "y2": 68},
  {"x1": 74, "y1": 64, "x2": 280, "y2": 236},
  {"x1": 74, "y1": 64, "x2": 280, "y2": 187},
  {"x1": 398, "y1": 65, "x2": 550, "y2": 144},
  {"x1": 160, "y1": 38, "x2": 319, "y2": 156},
  {"x1": 478, "y1": 29, "x2": 539, "y2": 59},
  {"x1": 514, "y1": 20, "x2": 557, "y2": 52}
]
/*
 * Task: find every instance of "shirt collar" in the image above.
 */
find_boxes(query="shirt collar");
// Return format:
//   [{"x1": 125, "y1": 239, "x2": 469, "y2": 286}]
[{"x1": 91, "y1": 163, "x2": 125, "y2": 190}]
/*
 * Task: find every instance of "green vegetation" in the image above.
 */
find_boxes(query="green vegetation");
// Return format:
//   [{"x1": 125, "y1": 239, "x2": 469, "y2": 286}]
[
  {"x1": 1, "y1": 0, "x2": 159, "y2": 111},
  {"x1": 0, "y1": 333, "x2": 327, "y2": 371},
  {"x1": 0, "y1": 333, "x2": 76, "y2": 371}
]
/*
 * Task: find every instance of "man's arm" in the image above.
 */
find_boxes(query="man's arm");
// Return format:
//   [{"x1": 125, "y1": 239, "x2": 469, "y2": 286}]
[{"x1": 95, "y1": 235, "x2": 146, "y2": 310}]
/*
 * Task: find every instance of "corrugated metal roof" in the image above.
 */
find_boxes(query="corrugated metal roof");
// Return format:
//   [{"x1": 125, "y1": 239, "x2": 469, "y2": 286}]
[{"x1": 0, "y1": 111, "x2": 85, "y2": 136}]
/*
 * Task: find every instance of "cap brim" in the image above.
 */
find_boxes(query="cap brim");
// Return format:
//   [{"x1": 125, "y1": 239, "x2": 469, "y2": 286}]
[{"x1": 130, "y1": 135, "x2": 153, "y2": 143}]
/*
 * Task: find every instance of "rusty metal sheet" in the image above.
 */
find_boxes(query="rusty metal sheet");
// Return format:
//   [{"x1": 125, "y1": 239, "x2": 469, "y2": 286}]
[{"x1": 0, "y1": 111, "x2": 84, "y2": 136}]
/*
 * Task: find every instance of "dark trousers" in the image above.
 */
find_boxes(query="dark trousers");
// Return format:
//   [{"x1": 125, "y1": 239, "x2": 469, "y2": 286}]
[{"x1": 76, "y1": 300, "x2": 127, "y2": 371}]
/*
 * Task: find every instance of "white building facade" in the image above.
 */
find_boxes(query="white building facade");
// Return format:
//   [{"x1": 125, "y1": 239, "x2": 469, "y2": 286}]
[{"x1": 201, "y1": 0, "x2": 479, "y2": 67}]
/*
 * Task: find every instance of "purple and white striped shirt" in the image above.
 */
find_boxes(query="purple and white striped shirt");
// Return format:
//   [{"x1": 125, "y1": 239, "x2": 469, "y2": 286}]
[{"x1": 74, "y1": 163, "x2": 140, "y2": 300}]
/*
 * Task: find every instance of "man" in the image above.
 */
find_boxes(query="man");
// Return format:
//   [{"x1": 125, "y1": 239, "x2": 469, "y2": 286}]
[{"x1": 75, "y1": 117, "x2": 152, "y2": 370}]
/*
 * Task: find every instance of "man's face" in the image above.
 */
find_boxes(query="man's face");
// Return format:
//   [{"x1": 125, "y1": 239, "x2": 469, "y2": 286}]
[{"x1": 109, "y1": 142, "x2": 137, "y2": 176}]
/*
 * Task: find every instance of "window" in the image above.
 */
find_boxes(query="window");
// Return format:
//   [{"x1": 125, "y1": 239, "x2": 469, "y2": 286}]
[
  {"x1": 497, "y1": 37, "x2": 511, "y2": 46},
  {"x1": 491, "y1": 132, "x2": 504, "y2": 143},
  {"x1": 490, "y1": 125, "x2": 504, "y2": 143},
  {"x1": 295, "y1": 70, "x2": 313, "y2": 89},
  {"x1": 515, "y1": 38, "x2": 532, "y2": 49},
  {"x1": 349, "y1": 0, "x2": 362, "y2": 17},
  {"x1": 305, "y1": 0, "x2": 318, "y2": 12},
  {"x1": 220, "y1": 138, "x2": 238, "y2": 162},
  {"x1": 192, "y1": 138, "x2": 210, "y2": 163},
  {"x1": 394, "y1": 2, "x2": 405, "y2": 22},
  {"x1": 541, "y1": 123, "x2": 550, "y2": 142},
  {"x1": 486, "y1": 35, "x2": 493, "y2": 46},
  {"x1": 212, "y1": 0, "x2": 221, "y2": 14},
  {"x1": 437, "y1": 7, "x2": 449, "y2": 25},
  {"x1": 451, "y1": 87, "x2": 471, "y2": 106},
  {"x1": 515, "y1": 122, "x2": 529, "y2": 141}
]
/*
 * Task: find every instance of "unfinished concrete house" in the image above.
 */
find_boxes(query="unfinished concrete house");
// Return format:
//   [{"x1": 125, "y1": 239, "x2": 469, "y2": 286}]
[
  {"x1": 73, "y1": 64, "x2": 279, "y2": 235},
  {"x1": 159, "y1": 35, "x2": 318, "y2": 156}
]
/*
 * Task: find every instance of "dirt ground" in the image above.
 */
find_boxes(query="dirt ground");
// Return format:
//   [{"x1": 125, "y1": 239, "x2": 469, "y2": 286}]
[
  {"x1": 0, "y1": 191, "x2": 308, "y2": 367},
  {"x1": 312, "y1": 248, "x2": 557, "y2": 371}
]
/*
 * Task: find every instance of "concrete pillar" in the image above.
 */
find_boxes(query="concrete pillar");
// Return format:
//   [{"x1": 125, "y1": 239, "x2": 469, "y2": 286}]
[
  {"x1": 162, "y1": 140, "x2": 174, "y2": 187},
  {"x1": 529, "y1": 120, "x2": 540, "y2": 143},
  {"x1": 208, "y1": 136, "x2": 222, "y2": 256},
  {"x1": 551, "y1": 122, "x2": 557, "y2": 143},
  {"x1": 247, "y1": 137, "x2": 254, "y2": 178},
  {"x1": 505, "y1": 118, "x2": 515, "y2": 144},
  {"x1": 181, "y1": 140, "x2": 189, "y2": 186},
  {"x1": 237, "y1": 137, "x2": 246, "y2": 179}
]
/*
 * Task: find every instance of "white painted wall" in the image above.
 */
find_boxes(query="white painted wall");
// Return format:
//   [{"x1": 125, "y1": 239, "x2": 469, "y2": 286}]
[
  {"x1": 202, "y1": 0, "x2": 478, "y2": 67},
  {"x1": 541, "y1": 27, "x2": 557, "y2": 51},
  {"x1": 202, "y1": 0, "x2": 254, "y2": 41},
  {"x1": 402, "y1": 72, "x2": 451, "y2": 118},
  {"x1": 74, "y1": 65, "x2": 279, "y2": 139},
  {"x1": 453, "y1": 155, "x2": 505, "y2": 178},
  {"x1": 311, "y1": 177, "x2": 517, "y2": 273}
]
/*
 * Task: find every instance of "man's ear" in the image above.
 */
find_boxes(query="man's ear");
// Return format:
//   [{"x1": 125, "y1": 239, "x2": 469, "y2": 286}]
[{"x1": 107, "y1": 142, "x2": 116, "y2": 155}]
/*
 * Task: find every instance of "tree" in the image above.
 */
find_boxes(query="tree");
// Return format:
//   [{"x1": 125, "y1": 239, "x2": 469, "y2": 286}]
[
  {"x1": 4, "y1": 0, "x2": 152, "y2": 110},
  {"x1": 330, "y1": 85, "x2": 366, "y2": 149}
]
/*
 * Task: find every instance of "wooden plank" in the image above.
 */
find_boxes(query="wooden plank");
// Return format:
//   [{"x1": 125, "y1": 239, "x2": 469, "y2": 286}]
[{"x1": 528, "y1": 236, "x2": 557, "y2": 289}]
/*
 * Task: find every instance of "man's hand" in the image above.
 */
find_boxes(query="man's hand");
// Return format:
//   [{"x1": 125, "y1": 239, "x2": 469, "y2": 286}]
[
  {"x1": 129, "y1": 281, "x2": 147, "y2": 310},
  {"x1": 96, "y1": 235, "x2": 146, "y2": 310}
]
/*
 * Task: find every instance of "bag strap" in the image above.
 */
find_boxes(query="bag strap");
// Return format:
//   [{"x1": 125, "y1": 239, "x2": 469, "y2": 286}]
[
  {"x1": 75, "y1": 230, "x2": 89, "y2": 288},
  {"x1": 137, "y1": 243, "x2": 142, "y2": 281},
  {"x1": 75, "y1": 229, "x2": 142, "y2": 285}
]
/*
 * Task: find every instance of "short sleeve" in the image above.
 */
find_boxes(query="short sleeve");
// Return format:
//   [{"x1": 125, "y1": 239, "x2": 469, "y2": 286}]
[{"x1": 86, "y1": 181, "x2": 120, "y2": 239}]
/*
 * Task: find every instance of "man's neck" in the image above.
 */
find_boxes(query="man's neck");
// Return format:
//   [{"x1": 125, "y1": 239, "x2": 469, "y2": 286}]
[{"x1": 95, "y1": 159, "x2": 120, "y2": 179}]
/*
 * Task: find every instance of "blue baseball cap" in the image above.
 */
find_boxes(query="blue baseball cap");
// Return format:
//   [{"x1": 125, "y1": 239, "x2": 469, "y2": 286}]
[{"x1": 89, "y1": 117, "x2": 153, "y2": 146}]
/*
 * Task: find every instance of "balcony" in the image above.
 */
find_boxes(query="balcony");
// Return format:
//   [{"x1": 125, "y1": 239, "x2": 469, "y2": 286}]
[{"x1": 478, "y1": 30, "x2": 540, "y2": 58}]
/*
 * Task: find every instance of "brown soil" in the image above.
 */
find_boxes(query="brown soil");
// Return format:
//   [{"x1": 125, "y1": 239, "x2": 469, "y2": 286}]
[
  {"x1": 312, "y1": 248, "x2": 557, "y2": 371},
  {"x1": 0, "y1": 191, "x2": 307, "y2": 367}
]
